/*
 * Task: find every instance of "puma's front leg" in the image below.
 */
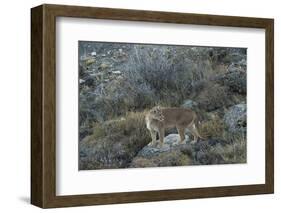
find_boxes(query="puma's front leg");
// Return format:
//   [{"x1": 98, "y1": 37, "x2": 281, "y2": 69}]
[
  {"x1": 159, "y1": 128, "x2": 165, "y2": 147},
  {"x1": 149, "y1": 129, "x2": 157, "y2": 145}
]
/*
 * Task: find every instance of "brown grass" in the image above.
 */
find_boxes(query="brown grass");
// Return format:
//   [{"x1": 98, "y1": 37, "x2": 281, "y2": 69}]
[
  {"x1": 199, "y1": 114, "x2": 225, "y2": 138},
  {"x1": 90, "y1": 111, "x2": 151, "y2": 146},
  {"x1": 221, "y1": 133, "x2": 247, "y2": 163},
  {"x1": 130, "y1": 151, "x2": 191, "y2": 168}
]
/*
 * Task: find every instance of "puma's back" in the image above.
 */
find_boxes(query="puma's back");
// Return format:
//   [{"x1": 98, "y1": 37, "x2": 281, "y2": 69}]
[
  {"x1": 145, "y1": 106, "x2": 203, "y2": 144},
  {"x1": 161, "y1": 107, "x2": 196, "y2": 127}
]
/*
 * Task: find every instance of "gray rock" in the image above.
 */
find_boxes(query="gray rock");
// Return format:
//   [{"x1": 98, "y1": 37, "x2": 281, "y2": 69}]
[
  {"x1": 136, "y1": 134, "x2": 190, "y2": 158},
  {"x1": 227, "y1": 64, "x2": 241, "y2": 73},
  {"x1": 79, "y1": 79, "x2": 85, "y2": 84},
  {"x1": 238, "y1": 58, "x2": 247, "y2": 67},
  {"x1": 228, "y1": 53, "x2": 246, "y2": 65},
  {"x1": 181, "y1": 99, "x2": 198, "y2": 109},
  {"x1": 111, "y1": 70, "x2": 122, "y2": 75},
  {"x1": 224, "y1": 104, "x2": 246, "y2": 133}
]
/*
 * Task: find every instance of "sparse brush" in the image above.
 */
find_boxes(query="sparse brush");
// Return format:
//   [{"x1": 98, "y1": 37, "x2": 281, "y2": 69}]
[
  {"x1": 123, "y1": 45, "x2": 214, "y2": 106},
  {"x1": 222, "y1": 133, "x2": 247, "y2": 163},
  {"x1": 206, "y1": 131, "x2": 246, "y2": 164},
  {"x1": 198, "y1": 113, "x2": 246, "y2": 164}
]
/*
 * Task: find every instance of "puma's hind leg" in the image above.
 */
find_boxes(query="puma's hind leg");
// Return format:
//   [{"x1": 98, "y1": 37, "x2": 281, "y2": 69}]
[
  {"x1": 189, "y1": 124, "x2": 203, "y2": 144},
  {"x1": 177, "y1": 126, "x2": 186, "y2": 144},
  {"x1": 189, "y1": 129, "x2": 198, "y2": 144}
]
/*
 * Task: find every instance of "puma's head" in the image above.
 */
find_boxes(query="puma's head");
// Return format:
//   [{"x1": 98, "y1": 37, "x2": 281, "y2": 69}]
[{"x1": 149, "y1": 106, "x2": 164, "y2": 121}]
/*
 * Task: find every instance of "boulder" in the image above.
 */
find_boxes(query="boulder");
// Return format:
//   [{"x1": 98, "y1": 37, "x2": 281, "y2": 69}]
[
  {"x1": 79, "y1": 79, "x2": 85, "y2": 84},
  {"x1": 181, "y1": 99, "x2": 198, "y2": 110},
  {"x1": 130, "y1": 134, "x2": 191, "y2": 168},
  {"x1": 137, "y1": 134, "x2": 190, "y2": 157}
]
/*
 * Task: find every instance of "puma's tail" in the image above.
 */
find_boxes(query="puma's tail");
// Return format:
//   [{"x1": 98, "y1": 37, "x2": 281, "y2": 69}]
[{"x1": 194, "y1": 114, "x2": 207, "y2": 140}]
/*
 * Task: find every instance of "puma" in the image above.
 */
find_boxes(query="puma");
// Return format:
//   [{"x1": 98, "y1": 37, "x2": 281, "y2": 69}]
[{"x1": 145, "y1": 106, "x2": 205, "y2": 145}]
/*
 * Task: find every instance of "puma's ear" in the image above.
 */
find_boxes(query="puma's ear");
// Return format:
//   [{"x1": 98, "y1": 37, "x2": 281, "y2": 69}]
[
  {"x1": 155, "y1": 106, "x2": 162, "y2": 113},
  {"x1": 159, "y1": 114, "x2": 164, "y2": 121}
]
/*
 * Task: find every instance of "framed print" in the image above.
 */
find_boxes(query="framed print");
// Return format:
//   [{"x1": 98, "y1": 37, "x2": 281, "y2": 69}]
[{"x1": 31, "y1": 4, "x2": 274, "y2": 208}]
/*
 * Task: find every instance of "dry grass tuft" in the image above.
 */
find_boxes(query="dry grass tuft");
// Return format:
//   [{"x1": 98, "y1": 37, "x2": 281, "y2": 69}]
[
  {"x1": 91, "y1": 111, "x2": 150, "y2": 142},
  {"x1": 199, "y1": 114, "x2": 225, "y2": 138}
]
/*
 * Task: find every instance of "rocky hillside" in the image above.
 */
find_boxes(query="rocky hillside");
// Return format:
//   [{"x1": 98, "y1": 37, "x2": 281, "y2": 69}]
[{"x1": 78, "y1": 42, "x2": 247, "y2": 170}]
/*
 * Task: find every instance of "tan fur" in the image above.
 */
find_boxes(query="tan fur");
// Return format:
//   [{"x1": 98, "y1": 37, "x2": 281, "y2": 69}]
[{"x1": 145, "y1": 106, "x2": 205, "y2": 145}]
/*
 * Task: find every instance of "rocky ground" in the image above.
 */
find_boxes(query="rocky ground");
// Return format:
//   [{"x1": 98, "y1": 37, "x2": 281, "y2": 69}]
[
  {"x1": 131, "y1": 135, "x2": 233, "y2": 168},
  {"x1": 131, "y1": 103, "x2": 246, "y2": 168},
  {"x1": 79, "y1": 102, "x2": 246, "y2": 170}
]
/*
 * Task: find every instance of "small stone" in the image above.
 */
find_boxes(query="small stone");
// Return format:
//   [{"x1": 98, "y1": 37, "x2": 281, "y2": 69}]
[
  {"x1": 99, "y1": 63, "x2": 109, "y2": 70},
  {"x1": 111, "y1": 70, "x2": 122, "y2": 75}
]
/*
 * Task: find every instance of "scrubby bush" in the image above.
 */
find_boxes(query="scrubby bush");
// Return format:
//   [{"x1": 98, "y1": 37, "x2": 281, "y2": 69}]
[
  {"x1": 193, "y1": 82, "x2": 233, "y2": 111},
  {"x1": 224, "y1": 103, "x2": 247, "y2": 133},
  {"x1": 122, "y1": 45, "x2": 217, "y2": 106},
  {"x1": 216, "y1": 70, "x2": 246, "y2": 94}
]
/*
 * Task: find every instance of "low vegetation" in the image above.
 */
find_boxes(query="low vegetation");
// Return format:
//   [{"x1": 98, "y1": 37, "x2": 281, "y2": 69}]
[{"x1": 79, "y1": 112, "x2": 151, "y2": 170}]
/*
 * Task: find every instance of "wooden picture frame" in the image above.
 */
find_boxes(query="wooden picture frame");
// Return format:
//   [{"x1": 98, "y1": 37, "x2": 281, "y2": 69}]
[{"x1": 31, "y1": 4, "x2": 274, "y2": 208}]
